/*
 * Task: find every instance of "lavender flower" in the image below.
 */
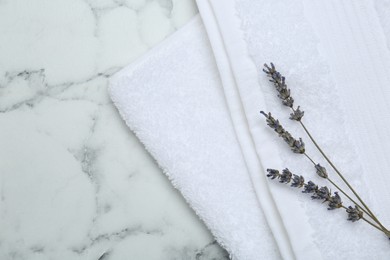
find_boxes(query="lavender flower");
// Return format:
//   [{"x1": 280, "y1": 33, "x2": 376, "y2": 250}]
[
  {"x1": 280, "y1": 168, "x2": 293, "y2": 183},
  {"x1": 303, "y1": 181, "x2": 318, "y2": 193},
  {"x1": 346, "y1": 206, "x2": 363, "y2": 222},
  {"x1": 263, "y1": 63, "x2": 294, "y2": 108},
  {"x1": 311, "y1": 186, "x2": 331, "y2": 200},
  {"x1": 267, "y1": 169, "x2": 350, "y2": 220},
  {"x1": 260, "y1": 111, "x2": 305, "y2": 154},
  {"x1": 278, "y1": 88, "x2": 291, "y2": 100},
  {"x1": 291, "y1": 138, "x2": 305, "y2": 154},
  {"x1": 315, "y1": 164, "x2": 328, "y2": 178},
  {"x1": 263, "y1": 63, "x2": 307, "y2": 122},
  {"x1": 266, "y1": 169, "x2": 280, "y2": 180},
  {"x1": 328, "y1": 192, "x2": 342, "y2": 210},
  {"x1": 283, "y1": 97, "x2": 294, "y2": 107},
  {"x1": 291, "y1": 174, "x2": 305, "y2": 188},
  {"x1": 260, "y1": 111, "x2": 284, "y2": 134},
  {"x1": 290, "y1": 106, "x2": 304, "y2": 121}
]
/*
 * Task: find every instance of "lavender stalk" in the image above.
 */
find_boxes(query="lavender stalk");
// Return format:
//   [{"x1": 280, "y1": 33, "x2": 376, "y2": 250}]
[{"x1": 266, "y1": 168, "x2": 383, "y2": 233}]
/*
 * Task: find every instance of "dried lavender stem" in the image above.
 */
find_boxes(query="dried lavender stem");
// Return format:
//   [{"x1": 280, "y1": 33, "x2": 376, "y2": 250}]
[
  {"x1": 297, "y1": 115, "x2": 388, "y2": 233},
  {"x1": 362, "y1": 217, "x2": 386, "y2": 234},
  {"x1": 304, "y1": 153, "x2": 315, "y2": 164}
]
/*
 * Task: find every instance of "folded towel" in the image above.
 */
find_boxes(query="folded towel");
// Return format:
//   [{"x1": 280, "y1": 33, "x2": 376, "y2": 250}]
[
  {"x1": 109, "y1": 17, "x2": 281, "y2": 260},
  {"x1": 110, "y1": 0, "x2": 390, "y2": 259}
]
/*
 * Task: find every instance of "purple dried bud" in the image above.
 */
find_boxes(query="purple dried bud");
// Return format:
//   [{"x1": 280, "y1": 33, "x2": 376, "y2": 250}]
[
  {"x1": 279, "y1": 168, "x2": 292, "y2": 183},
  {"x1": 315, "y1": 164, "x2": 328, "y2": 178},
  {"x1": 292, "y1": 138, "x2": 305, "y2": 154},
  {"x1": 282, "y1": 97, "x2": 294, "y2": 107},
  {"x1": 263, "y1": 63, "x2": 296, "y2": 107},
  {"x1": 278, "y1": 88, "x2": 291, "y2": 100},
  {"x1": 290, "y1": 106, "x2": 304, "y2": 121},
  {"x1": 269, "y1": 74, "x2": 283, "y2": 86},
  {"x1": 281, "y1": 131, "x2": 294, "y2": 145},
  {"x1": 260, "y1": 111, "x2": 284, "y2": 134},
  {"x1": 311, "y1": 186, "x2": 331, "y2": 200},
  {"x1": 328, "y1": 192, "x2": 342, "y2": 210},
  {"x1": 291, "y1": 174, "x2": 305, "y2": 188},
  {"x1": 346, "y1": 205, "x2": 363, "y2": 222},
  {"x1": 260, "y1": 112, "x2": 305, "y2": 154},
  {"x1": 263, "y1": 63, "x2": 276, "y2": 75},
  {"x1": 266, "y1": 169, "x2": 280, "y2": 180},
  {"x1": 302, "y1": 181, "x2": 318, "y2": 193}
]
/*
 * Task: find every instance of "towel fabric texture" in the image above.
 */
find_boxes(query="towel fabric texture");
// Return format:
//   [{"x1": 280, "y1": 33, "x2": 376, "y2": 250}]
[{"x1": 109, "y1": 0, "x2": 390, "y2": 259}]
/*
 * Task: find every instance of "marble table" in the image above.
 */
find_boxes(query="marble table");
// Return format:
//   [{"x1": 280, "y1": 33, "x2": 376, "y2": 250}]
[{"x1": 0, "y1": 0, "x2": 229, "y2": 259}]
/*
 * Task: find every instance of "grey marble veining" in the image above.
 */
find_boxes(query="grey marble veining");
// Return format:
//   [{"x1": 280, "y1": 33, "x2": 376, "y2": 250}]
[{"x1": 0, "y1": 0, "x2": 229, "y2": 259}]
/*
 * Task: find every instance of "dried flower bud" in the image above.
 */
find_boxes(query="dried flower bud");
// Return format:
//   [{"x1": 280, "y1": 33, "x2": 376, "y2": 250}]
[
  {"x1": 302, "y1": 181, "x2": 318, "y2": 193},
  {"x1": 291, "y1": 138, "x2": 305, "y2": 154},
  {"x1": 291, "y1": 174, "x2": 305, "y2": 188},
  {"x1": 280, "y1": 168, "x2": 292, "y2": 183},
  {"x1": 346, "y1": 206, "x2": 363, "y2": 222},
  {"x1": 311, "y1": 186, "x2": 331, "y2": 200},
  {"x1": 281, "y1": 131, "x2": 294, "y2": 145},
  {"x1": 263, "y1": 63, "x2": 294, "y2": 107},
  {"x1": 315, "y1": 164, "x2": 328, "y2": 178},
  {"x1": 260, "y1": 111, "x2": 284, "y2": 134},
  {"x1": 290, "y1": 106, "x2": 304, "y2": 121},
  {"x1": 266, "y1": 169, "x2": 280, "y2": 180},
  {"x1": 263, "y1": 62, "x2": 276, "y2": 75},
  {"x1": 278, "y1": 88, "x2": 291, "y2": 100},
  {"x1": 282, "y1": 97, "x2": 294, "y2": 107},
  {"x1": 328, "y1": 192, "x2": 342, "y2": 210},
  {"x1": 260, "y1": 111, "x2": 306, "y2": 154},
  {"x1": 269, "y1": 74, "x2": 284, "y2": 86}
]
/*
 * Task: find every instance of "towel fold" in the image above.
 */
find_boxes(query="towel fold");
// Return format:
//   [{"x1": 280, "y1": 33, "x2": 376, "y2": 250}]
[{"x1": 110, "y1": 0, "x2": 390, "y2": 259}]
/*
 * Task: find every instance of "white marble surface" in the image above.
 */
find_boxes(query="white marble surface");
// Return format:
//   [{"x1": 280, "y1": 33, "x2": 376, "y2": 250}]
[{"x1": 0, "y1": 0, "x2": 229, "y2": 259}]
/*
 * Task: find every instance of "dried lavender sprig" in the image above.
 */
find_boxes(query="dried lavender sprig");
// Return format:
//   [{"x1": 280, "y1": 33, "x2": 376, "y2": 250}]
[
  {"x1": 290, "y1": 106, "x2": 304, "y2": 121},
  {"x1": 263, "y1": 63, "x2": 295, "y2": 108},
  {"x1": 266, "y1": 169, "x2": 381, "y2": 229},
  {"x1": 263, "y1": 63, "x2": 303, "y2": 121},
  {"x1": 270, "y1": 167, "x2": 388, "y2": 235},
  {"x1": 262, "y1": 62, "x2": 389, "y2": 235},
  {"x1": 260, "y1": 111, "x2": 305, "y2": 154},
  {"x1": 315, "y1": 164, "x2": 328, "y2": 178},
  {"x1": 347, "y1": 206, "x2": 364, "y2": 222},
  {"x1": 267, "y1": 168, "x2": 343, "y2": 209}
]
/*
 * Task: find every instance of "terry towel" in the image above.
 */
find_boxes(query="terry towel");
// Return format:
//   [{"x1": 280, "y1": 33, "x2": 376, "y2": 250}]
[
  {"x1": 109, "y1": 17, "x2": 281, "y2": 260},
  {"x1": 109, "y1": 0, "x2": 390, "y2": 259}
]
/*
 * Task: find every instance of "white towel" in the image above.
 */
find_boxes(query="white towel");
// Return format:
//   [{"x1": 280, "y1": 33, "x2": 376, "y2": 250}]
[
  {"x1": 109, "y1": 17, "x2": 280, "y2": 260},
  {"x1": 109, "y1": 0, "x2": 390, "y2": 259}
]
